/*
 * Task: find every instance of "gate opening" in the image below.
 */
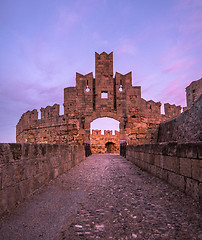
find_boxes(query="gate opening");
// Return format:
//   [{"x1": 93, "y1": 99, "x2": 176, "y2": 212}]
[
  {"x1": 105, "y1": 142, "x2": 115, "y2": 153},
  {"x1": 90, "y1": 117, "x2": 120, "y2": 154}
]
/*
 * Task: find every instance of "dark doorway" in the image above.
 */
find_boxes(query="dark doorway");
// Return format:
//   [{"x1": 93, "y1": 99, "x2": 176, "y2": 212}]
[{"x1": 105, "y1": 142, "x2": 115, "y2": 153}]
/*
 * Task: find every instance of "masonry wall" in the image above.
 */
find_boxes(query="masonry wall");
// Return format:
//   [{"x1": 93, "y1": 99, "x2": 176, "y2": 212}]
[
  {"x1": 90, "y1": 130, "x2": 120, "y2": 154},
  {"x1": 186, "y1": 78, "x2": 202, "y2": 108},
  {"x1": 126, "y1": 142, "x2": 202, "y2": 203},
  {"x1": 157, "y1": 94, "x2": 202, "y2": 143},
  {"x1": 16, "y1": 104, "x2": 73, "y2": 144},
  {"x1": 0, "y1": 143, "x2": 85, "y2": 217},
  {"x1": 17, "y1": 52, "x2": 183, "y2": 146}
]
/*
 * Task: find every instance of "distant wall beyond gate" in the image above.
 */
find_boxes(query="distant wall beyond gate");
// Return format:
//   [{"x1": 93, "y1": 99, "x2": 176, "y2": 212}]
[
  {"x1": 0, "y1": 143, "x2": 85, "y2": 217},
  {"x1": 126, "y1": 142, "x2": 202, "y2": 203}
]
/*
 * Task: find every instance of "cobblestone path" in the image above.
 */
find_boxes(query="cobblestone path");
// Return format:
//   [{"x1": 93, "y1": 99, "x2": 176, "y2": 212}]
[{"x1": 0, "y1": 154, "x2": 201, "y2": 240}]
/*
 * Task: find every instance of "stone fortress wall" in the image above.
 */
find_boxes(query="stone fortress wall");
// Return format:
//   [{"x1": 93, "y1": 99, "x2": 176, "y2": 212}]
[
  {"x1": 125, "y1": 84, "x2": 202, "y2": 203},
  {"x1": 16, "y1": 52, "x2": 184, "y2": 146},
  {"x1": 90, "y1": 130, "x2": 120, "y2": 154},
  {"x1": 0, "y1": 143, "x2": 85, "y2": 217},
  {"x1": 157, "y1": 95, "x2": 202, "y2": 143},
  {"x1": 10, "y1": 51, "x2": 202, "y2": 210},
  {"x1": 126, "y1": 142, "x2": 202, "y2": 203}
]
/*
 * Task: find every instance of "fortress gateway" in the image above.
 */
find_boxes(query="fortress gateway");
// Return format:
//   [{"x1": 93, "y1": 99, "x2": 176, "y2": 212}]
[{"x1": 16, "y1": 52, "x2": 201, "y2": 150}]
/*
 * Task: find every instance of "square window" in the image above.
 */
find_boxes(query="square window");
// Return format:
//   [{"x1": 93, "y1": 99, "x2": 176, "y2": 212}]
[{"x1": 101, "y1": 91, "x2": 108, "y2": 98}]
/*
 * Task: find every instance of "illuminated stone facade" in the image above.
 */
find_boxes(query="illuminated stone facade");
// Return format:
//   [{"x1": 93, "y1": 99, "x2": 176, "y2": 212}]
[
  {"x1": 17, "y1": 52, "x2": 189, "y2": 146},
  {"x1": 90, "y1": 130, "x2": 120, "y2": 154}
]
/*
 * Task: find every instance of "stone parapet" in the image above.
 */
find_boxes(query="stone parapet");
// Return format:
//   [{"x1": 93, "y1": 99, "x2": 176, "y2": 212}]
[
  {"x1": 164, "y1": 103, "x2": 181, "y2": 118},
  {"x1": 157, "y1": 94, "x2": 202, "y2": 143},
  {"x1": 126, "y1": 142, "x2": 202, "y2": 203},
  {"x1": 0, "y1": 143, "x2": 85, "y2": 217}
]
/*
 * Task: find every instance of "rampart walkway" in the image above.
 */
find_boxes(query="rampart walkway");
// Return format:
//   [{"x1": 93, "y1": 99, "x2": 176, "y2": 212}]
[{"x1": 0, "y1": 154, "x2": 201, "y2": 239}]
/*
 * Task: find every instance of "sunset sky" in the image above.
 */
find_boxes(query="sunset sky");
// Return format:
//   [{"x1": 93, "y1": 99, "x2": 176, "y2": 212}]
[{"x1": 0, "y1": 0, "x2": 201, "y2": 142}]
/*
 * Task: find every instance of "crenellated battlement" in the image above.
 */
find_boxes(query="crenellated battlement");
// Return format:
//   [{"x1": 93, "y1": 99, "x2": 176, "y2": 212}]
[
  {"x1": 95, "y1": 51, "x2": 113, "y2": 77},
  {"x1": 164, "y1": 103, "x2": 181, "y2": 118},
  {"x1": 41, "y1": 104, "x2": 60, "y2": 120},
  {"x1": 91, "y1": 130, "x2": 119, "y2": 136},
  {"x1": 16, "y1": 109, "x2": 38, "y2": 135},
  {"x1": 146, "y1": 100, "x2": 161, "y2": 114},
  {"x1": 16, "y1": 104, "x2": 68, "y2": 143},
  {"x1": 16, "y1": 51, "x2": 200, "y2": 146}
]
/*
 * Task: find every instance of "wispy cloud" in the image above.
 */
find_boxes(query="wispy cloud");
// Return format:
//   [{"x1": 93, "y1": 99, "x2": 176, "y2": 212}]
[
  {"x1": 55, "y1": 10, "x2": 80, "y2": 34},
  {"x1": 160, "y1": 76, "x2": 188, "y2": 105},
  {"x1": 117, "y1": 43, "x2": 136, "y2": 55},
  {"x1": 162, "y1": 59, "x2": 194, "y2": 73}
]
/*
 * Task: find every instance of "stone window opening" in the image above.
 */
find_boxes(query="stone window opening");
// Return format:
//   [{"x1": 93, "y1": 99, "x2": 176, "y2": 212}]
[
  {"x1": 123, "y1": 116, "x2": 128, "y2": 129},
  {"x1": 119, "y1": 79, "x2": 123, "y2": 92},
  {"x1": 86, "y1": 80, "x2": 90, "y2": 92},
  {"x1": 81, "y1": 116, "x2": 85, "y2": 129},
  {"x1": 101, "y1": 91, "x2": 108, "y2": 98}
]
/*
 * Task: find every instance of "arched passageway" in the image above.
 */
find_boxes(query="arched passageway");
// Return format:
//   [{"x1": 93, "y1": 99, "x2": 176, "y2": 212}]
[
  {"x1": 105, "y1": 142, "x2": 115, "y2": 153},
  {"x1": 90, "y1": 117, "x2": 120, "y2": 154}
]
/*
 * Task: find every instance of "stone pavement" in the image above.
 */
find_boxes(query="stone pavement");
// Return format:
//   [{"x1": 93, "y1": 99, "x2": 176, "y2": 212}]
[{"x1": 0, "y1": 154, "x2": 201, "y2": 240}]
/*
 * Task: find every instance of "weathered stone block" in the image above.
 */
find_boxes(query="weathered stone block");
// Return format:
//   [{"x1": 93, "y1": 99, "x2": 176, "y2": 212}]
[
  {"x1": 185, "y1": 178, "x2": 199, "y2": 201},
  {"x1": 150, "y1": 144, "x2": 162, "y2": 155},
  {"x1": 163, "y1": 156, "x2": 180, "y2": 173},
  {"x1": 150, "y1": 165, "x2": 157, "y2": 175},
  {"x1": 136, "y1": 151, "x2": 140, "y2": 160},
  {"x1": 149, "y1": 153, "x2": 155, "y2": 165},
  {"x1": 31, "y1": 175, "x2": 42, "y2": 191},
  {"x1": 30, "y1": 143, "x2": 39, "y2": 158},
  {"x1": 38, "y1": 144, "x2": 47, "y2": 157},
  {"x1": 159, "y1": 155, "x2": 165, "y2": 168},
  {"x1": 154, "y1": 154, "x2": 160, "y2": 167},
  {"x1": 143, "y1": 153, "x2": 149, "y2": 163},
  {"x1": 176, "y1": 143, "x2": 198, "y2": 159},
  {"x1": 22, "y1": 143, "x2": 30, "y2": 159},
  {"x1": 199, "y1": 183, "x2": 202, "y2": 204},
  {"x1": 162, "y1": 142, "x2": 177, "y2": 156},
  {"x1": 19, "y1": 179, "x2": 31, "y2": 199},
  {"x1": 0, "y1": 190, "x2": 7, "y2": 216},
  {"x1": 168, "y1": 171, "x2": 185, "y2": 192},
  {"x1": 14, "y1": 163, "x2": 26, "y2": 182},
  {"x1": 180, "y1": 158, "x2": 191, "y2": 177},
  {"x1": 0, "y1": 144, "x2": 10, "y2": 164},
  {"x1": 197, "y1": 142, "x2": 202, "y2": 159},
  {"x1": 9, "y1": 143, "x2": 22, "y2": 161},
  {"x1": 2, "y1": 165, "x2": 15, "y2": 188},
  {"x1": 7, "y1": 184, "x2": 22, "y2": 210},
  {"x1": 50, "y1": 156, "x2": 59, "y2": 168},
  {"x1": 40, "y1": 171, "x2": 50, "y2": 185},
  {"x1": 0, "y1": 143, "x2": 86, "y2": 217},
  {"x1": 191, "y1": 159, "x2": 202, "y2": 181},
  {"x1": 155, "y1": 167, "x2": 168, "y2": 181}
]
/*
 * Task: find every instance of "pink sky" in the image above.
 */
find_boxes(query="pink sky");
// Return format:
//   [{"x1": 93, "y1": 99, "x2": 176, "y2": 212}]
[{"x1": 0, "y1": 0, "x2": 201, "y2": 142}]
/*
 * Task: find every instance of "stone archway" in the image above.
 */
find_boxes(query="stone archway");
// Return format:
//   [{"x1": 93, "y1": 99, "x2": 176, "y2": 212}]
[
  {"x1": 90, "y1": 117, "x2": 120, "y2": 154},
  {"x1": 16, "y1": 51, "x2": 181, "y2": 147},
  {"x1": 105, "y1": 142, "x2": 115, "y2": 153}
]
